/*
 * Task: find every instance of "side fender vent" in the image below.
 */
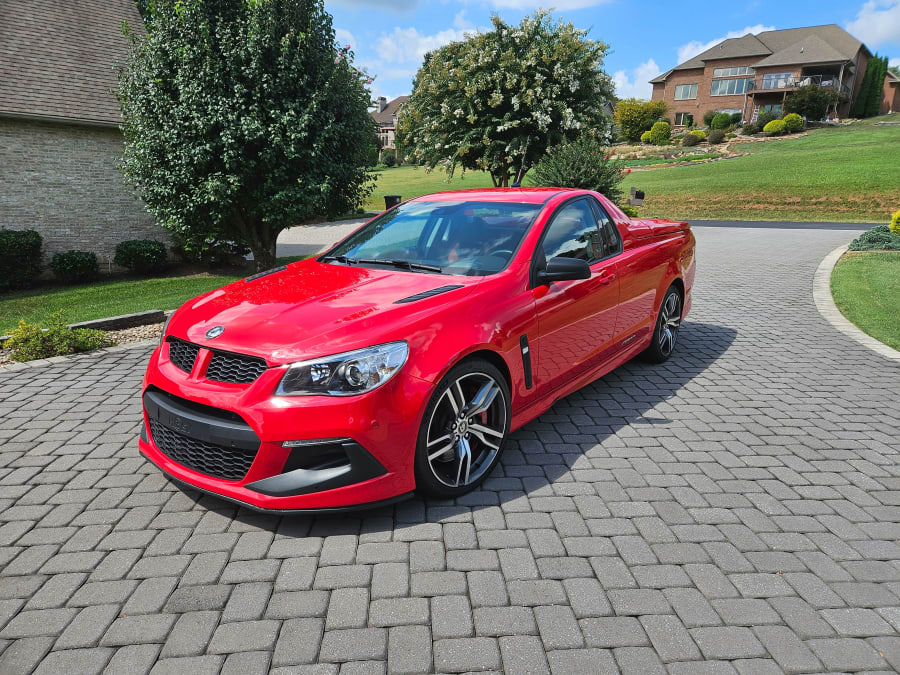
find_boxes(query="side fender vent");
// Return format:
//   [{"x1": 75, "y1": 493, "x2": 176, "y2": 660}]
[
  {"x1": 395, "y1": 284, "x2": 464, "y2": 304},
  {"x1": 245, "y1": 265, "x2": 287, "y2": 282}
]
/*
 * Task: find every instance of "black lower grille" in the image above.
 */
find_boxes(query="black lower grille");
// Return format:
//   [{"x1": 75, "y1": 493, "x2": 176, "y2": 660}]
[
  {"x1": 148, "y1": 418, "x2": 256, "y2": 481},
  {"x1": 167, "y1": 337, "x2": 200, "y2": 373},
  {"x1": 207, "y1": 351, "x2": 267, "y2": 384}
]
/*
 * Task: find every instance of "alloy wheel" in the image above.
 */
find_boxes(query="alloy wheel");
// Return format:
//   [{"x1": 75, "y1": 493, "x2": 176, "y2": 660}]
[
  {"x1": 659, "y1": 291, "x2": 681, "y2": 357},
  {"x1": 425, "y1": 372, "x2": 507, "y2": 488}
]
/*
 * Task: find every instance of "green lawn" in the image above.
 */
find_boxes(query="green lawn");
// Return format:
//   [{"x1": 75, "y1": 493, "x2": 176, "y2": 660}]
[
  {"x1": 831, "y1": 251, "x2": 900, "y2": 350},
  {"x1": 623, "y1": 115, "x2": 900, "y2": 222},
  {"x1": 366, "y1": 116, "x2": 899, "y2": 222},
  {"x1": 0, "y1": 274, "x2": 241, "y2": 334}
]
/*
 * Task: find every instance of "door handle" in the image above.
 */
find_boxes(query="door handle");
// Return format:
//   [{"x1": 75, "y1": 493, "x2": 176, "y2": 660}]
[{"x1": 597, "y1": 271, "x2": 616, "y2": 285}]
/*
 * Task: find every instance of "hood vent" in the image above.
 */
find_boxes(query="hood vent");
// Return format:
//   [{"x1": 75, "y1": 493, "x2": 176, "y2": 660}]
[
  {"x1": 245, "y1": 265, "x2": 287, "y2": 282},
  {"x1": 395, "y1": 284, "x2": 465, "y2": 304}
]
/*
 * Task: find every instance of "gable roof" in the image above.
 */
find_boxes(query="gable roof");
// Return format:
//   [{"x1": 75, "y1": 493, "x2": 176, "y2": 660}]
[
  {"x1": 652, "y1": 24, "x2": 866, "y2": 83},
  {"x1": 371, "y1": 96, "x2": 408, "y2": 125},
  {"x1": 0, "y1": 0, "x2": 144, "y2": 127}
]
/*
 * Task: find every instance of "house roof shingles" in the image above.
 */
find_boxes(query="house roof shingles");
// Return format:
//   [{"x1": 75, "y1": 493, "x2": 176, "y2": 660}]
[
  {"x1": 372, "y1": 96, "x2": 408, "y2": 125},
  {"x1": 651, "y1": 24, "x2": 867, "y2": 84},
  {"x1": 0, "y1": 0, "x2": 144, "y2": 126}
]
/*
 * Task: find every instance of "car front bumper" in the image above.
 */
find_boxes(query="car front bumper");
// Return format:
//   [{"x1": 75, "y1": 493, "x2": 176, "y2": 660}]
[{"x1": 139, "y1": 343, "x2": 430, "y2": 511}]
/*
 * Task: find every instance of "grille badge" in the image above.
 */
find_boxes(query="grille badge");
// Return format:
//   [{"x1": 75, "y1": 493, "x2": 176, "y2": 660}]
[{"x1": 205, "y1": 325, "x2": 225, "y2": 339}]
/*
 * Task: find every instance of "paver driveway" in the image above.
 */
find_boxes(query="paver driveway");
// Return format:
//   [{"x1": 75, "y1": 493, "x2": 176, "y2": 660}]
[{"x1": 1, "y1": 225, "x2": 899, "y2": 675}]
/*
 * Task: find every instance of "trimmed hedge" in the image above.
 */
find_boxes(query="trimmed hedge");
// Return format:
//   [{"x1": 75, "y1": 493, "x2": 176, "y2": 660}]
[
  {"x1": 647, "y1": 121, "x2": 671, "y2": 145},
  {"x1": 640, "y1": 130, "x2": 652, "y2": 144},
  {"x1": 689, "y1": 129, "x2": 706, "y2": 140},
  {"x1": 114, "y1": 239, "x2": 167, "y2": 273},
  {"x1": 0, "y1": 229, "x2": 43, "y2": 291},
  {"x1": 681, "y1": 133, "x2": 701, "y2": 147},
  {"x1": 50, "y1": 250, "x2": 99, "y2": 284},
  {"x1": 783, "y1": 113, "x2": 803, "y2": 133},
  {"x1": 763, "y1": 119, "x2": 786, "y2": 135},
  {"x1": 708, "y1": 129, "x2": 726, "y2": 144},
  {"x1": 710, "y1": 113, "x2": 731, "y2": 130}
]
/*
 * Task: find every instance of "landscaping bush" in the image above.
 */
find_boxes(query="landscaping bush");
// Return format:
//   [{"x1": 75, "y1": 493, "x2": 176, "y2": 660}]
[
  {"x1": 782, "y1": 113, "x2": 803, "y2": 133},
  {"x1": 0, "y1": 229, "x2": 43, "y2": 291},
  {"x1": 647, "y1": 121, "x2": 671, "y2": 145},
  {"x1": 741, "y1": 122, "x2": 761, "y2": 135},
  {"x1": 380, "y1": 149, "x2": 397, "y2": 167},
  {"x1": 528, "y1": 136, "x2": 627, "y2": 203},
  {"x1": 763, "y1": 119, "x2": 786, "y2": 135},
  {"x1": 640, "y1": 130, "x2": 652, "y2": 144},
  {"x1": 757, "y1": 111, "x2": 778, "y2": 127},
  {"x1": 50, "y1": 250, "x2": 99, "y2": 284},
  {"x1": 891, "y1": 209, "x2": 900, "y2": 236},
  {"x1": 707, "y1": 129, "x2": 726, "y2": 144},
  {"x1": 785, "y1": 83, "x2": 841, "y2": 121},
  {"x1": 689, "y1": 129, "x2": 706, "y2": 140},
  {"x1": 170, "y1": 233, "x2": 250, "y2": 268},
  {"x1": 114, "y1": 239, "x2": 167, "y2": 273},
  {"x1": 618, "y1": 203, "x2": 639, "y2": 218},
  {"x1": 614, "y1": 99, "x2": 668, "y2": 143},
  {"x1": 710, "y1": 113, "x2": 731, "y2": 130},
  {"x1": 702, "y1": 111, "x2": 716, "y2": 127},
  {"x1": 730, "y1": 112, "x2": 743, "y2": 125},
  {"x1": 726, "y1": 132, "x2": 736, "y2": 139},
  {"x1": 4, "y1": 311, "x2": 115, "y2": 362},
  {"x1": 681, "y1": 133, "x2": 701, "y2": 147},
  {"x1": 848, "y1": 224, "x2": 900, "y2": 251}
]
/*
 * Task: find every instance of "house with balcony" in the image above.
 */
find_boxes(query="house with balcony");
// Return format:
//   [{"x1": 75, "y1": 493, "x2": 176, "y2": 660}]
[{"x1": 649, "y1": 24, "x2": 882, "y2": 126}]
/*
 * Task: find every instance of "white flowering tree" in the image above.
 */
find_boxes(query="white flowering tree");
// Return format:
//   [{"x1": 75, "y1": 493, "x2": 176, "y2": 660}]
[{"x1": 396, "y1": 11, "x2": 614, "y2": 187}]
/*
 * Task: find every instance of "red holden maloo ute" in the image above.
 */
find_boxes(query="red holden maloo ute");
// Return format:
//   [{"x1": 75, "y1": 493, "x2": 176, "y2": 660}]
[{"x1": 140, "y1": 188, "x2": 696, "y2": 513}]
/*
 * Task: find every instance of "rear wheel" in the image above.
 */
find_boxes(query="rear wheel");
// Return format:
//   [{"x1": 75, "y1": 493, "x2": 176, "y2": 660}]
[
  {"x1": 414, "y1": 359, "x2": 510, "y2": 499},
  {"x1": 644, "y1": 285, "x2": 682, "y2": 364}
]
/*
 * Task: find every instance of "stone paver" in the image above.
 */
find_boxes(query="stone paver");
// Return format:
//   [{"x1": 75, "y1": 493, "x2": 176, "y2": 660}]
[{"x1": 1, "y1": 225, "x2": 899, "y2": 672}]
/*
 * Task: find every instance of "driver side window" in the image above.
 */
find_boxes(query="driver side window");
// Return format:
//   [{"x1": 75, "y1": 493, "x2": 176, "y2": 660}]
[{"x1": 541, "y1": 200, "x2": 603, "y2": 262}]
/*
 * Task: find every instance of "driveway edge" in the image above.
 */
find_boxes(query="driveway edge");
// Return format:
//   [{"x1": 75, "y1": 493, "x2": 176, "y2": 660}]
[
  {"x1": 813, "y1": 244, "x2": 900, "y2": 363},
  {"x1": 0, "y1": 339, "x2": 157, "y2": 376}
]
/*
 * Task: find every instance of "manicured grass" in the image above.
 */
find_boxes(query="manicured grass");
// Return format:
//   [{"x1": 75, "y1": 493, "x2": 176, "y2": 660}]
[
  {"x1": 623, "y1": 115, "x2": 900, "y2": 222},
  {"x1": 364, "y1": 165, "x2": 494, "y2": 211},
  {"x1": 0, "y1": 274, "x2": 241, "y2": 334},
  {"x1": 623, "y1": 152, "x2": 722, "y2": 167},
  {"x1": 831, "y1": 251, "x2": 900, "y2": 350}
]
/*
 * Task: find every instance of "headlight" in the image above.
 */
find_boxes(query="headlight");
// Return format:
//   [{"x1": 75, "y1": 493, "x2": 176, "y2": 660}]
[
  {"x1": 159, "y1": 313, "x2": 173, "y2": 347},
  {"x1": 276, "y1": 341, "x2": 408, "y2": 396}
]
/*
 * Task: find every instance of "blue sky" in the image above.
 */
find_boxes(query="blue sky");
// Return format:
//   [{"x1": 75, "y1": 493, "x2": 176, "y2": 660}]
[{"x1": 324, "y1": 0, "x2": 900, "y2": 104}]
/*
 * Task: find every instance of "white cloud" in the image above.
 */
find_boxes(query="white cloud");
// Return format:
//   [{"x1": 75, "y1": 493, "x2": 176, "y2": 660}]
[
  {"x1": 335, "y1": 28, "x2": 356, "y2": 50},
  {"x1": 846, "y1": 0, "x2": 900, "y2": 46},
  {"x1": 613, "y1": 59, "x2": 661, "y2": 100},
  {"x1": 676, "y1": 24, "x2": 775, "y2": 64},
  {"x1": 375, "y1": 26, "x2": 471, "y2": 65}
]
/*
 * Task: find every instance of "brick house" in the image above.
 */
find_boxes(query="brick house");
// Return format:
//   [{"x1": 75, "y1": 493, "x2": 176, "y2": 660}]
[
  {"x1": 0, "y1": 0, "x2": 168, "y2": 270},
  {"x1": 649, "y1": 24, "x2": 888, "y2": 127},
  {"x1": 371, "y1": 96, "x2": 408, "y2": 150}
]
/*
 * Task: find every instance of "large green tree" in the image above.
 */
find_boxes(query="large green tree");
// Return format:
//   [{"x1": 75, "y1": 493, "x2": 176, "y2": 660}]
[
  {"x1": 396, "y1": 11, "x2": 614, "y2": 187},
  {"x1": 118, "y1": 0, "x2": 376, "y2": 270},
  {"x1": 783, "y1": 84, "x2": 842, "y2": 121}
]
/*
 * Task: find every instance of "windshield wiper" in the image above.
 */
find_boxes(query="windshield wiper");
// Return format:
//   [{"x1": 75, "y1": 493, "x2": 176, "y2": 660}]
[
  {"x1": 356, "y1": 259, "x2": 443, "y2": 273},
  {"x1": 321, "y1": 255, "x2": 357, "y2": 265}
]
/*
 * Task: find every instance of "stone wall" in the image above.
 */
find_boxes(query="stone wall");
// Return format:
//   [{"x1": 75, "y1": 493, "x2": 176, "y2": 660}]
[{"x1": 0, "y1": 117, "x2": 169, "y2": 271}]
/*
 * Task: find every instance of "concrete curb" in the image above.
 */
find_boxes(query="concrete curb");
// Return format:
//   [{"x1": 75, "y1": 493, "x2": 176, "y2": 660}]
[
  {"x1": 812, "y1": 244, "x2": 900, "y2": 364},
  {"x1": 0, "y1": 339, "x2": 158, "y2": 375},
  {"x1": 1, "y1": 309, "x2": 166, "y2": 344}
]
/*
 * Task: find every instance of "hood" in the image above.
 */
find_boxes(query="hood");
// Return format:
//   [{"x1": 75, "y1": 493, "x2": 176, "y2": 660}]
[{"x1": 169, "y1": 259, "x2": 481, "y2": 365}]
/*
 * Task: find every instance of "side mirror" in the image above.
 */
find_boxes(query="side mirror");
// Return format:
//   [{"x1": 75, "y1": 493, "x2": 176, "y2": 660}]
[{"x1": 537, "y1": 257, "x2": 591, "y2": 284}]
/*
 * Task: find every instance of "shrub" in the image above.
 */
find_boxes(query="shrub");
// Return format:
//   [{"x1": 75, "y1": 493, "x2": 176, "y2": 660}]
[
  {"x1": 647, "y1": 121, "x2": 671, "y2": 145},
  {"x1": 4, "y1": 312, "x2": 115, "y2": 362},
  {"x1": 170, "y1": 233, "x2": 249, "y2": 268},
  {"x1": 640, "y1": 130, "x2": 652, "y2": 144},
  {"x1": 730, "y1": 112, "x2": 743, "y2": 125},
  {"x1": 114, "y1": 239, "x2": 167, "y2": 273},
  {"x1": 0, "y1": 229, "x2": 43, "y2": 291},
  {"x1": 757, "y1": 111, "x2": 777, "y2": 127},
  {"x1": 785, "y1": 83, "x2": 842, "y2": 121},
  {"x1": 891, "y1": 209, "x2": 900, "y2": 236},
  {"x1": 380, "y1": 149, "x2": 397, "y2": 167},
  {"x1": 726, "y1": 132, "x2": 736, "y2": 139},
  {"x1": 707, "y1": 129, "x2": 726, "y2": 144},
  {"x1": 702, "y1": 111, "x2": 716, "y2": 127},
  {"x1": 681, "y1": 133, "x2": 701, "y2": 147},
  {"x1": 848, "y1": 225, "x2": 900, "y2": 251},
  {"x1": 741, "y1": 122, "x2": 761, "y2": 135},
  {"x1": 618, "y1": 203, "x2": 639, "y2": 218},
  {"x1": 528, "y1": 136, "x2": 627, "y2": 203},
  {"x1": 763, "y1": 119, "x2": 786, "y2": 135},
  {"x1": 689, "y1": 129, "x2": 706, "y2": 140},
  {"x1": 782, "y1": 113, "x2": 803, "y2": 133},
  {"x1": 614, "y1": 98, "x2": 668, "y2": 143},
  {"x1": 710, "y1": 113, "x2": 731, "y2": 130},
  {"x1": 50, "y1": 250, "x2": 99, "y2": 284}
]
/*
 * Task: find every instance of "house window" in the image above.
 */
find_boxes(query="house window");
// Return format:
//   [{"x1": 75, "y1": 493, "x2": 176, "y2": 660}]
[
  {"x1": 710, "y1": 77, "x2": 753, "y2": 96},
  {"x1": 674, "y1": 84, "x2": 698, "y2": 100},
  {"x1": 674, "y1": 112, "x2": 693, "y2": 126},
  {"x1": 713, "y1": 66, "x2": 755, "y2": 77},
  {"x1": 761, "y1": 72, "x2": 794, "y2": 89},
  {"x1": 760, "y1": 104, "x2": 782, "y2": 114}
]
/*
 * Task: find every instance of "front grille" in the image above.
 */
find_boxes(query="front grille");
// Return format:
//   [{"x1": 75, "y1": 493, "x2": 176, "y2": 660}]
[
  {"x1": 148, "y1": 418, "x2": 256, "y2": 481},
  {"x1": 168, "y1": 337, "x2": 199, "y2": 373},
  {"x1": 207, "y1": 351, "x2": 268, "y2": 384}
]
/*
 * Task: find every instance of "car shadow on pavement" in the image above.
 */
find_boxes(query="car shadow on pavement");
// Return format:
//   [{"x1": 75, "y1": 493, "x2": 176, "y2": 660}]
[{"x1": 169, "y1": 320, "x2": 737, "y2": 536}]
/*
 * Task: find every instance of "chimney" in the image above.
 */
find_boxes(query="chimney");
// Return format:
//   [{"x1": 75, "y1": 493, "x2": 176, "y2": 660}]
[{"x1": 376, "y1": 96, "x2": 387, "y2": 113}]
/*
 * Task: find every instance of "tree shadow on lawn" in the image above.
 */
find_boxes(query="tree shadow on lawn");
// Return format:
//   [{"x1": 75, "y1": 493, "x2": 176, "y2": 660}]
[{"x1": 172, "y1": 320, "x2": 737, "y2": 536}]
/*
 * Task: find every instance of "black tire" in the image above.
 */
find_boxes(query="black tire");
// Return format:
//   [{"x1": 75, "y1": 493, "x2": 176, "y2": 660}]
[
  {"x1": 414, "y1": 358, "x2": 511, "y2": 499},
  {"x1": 644, "y1": 285, "x2": 683, "y2": 364}
]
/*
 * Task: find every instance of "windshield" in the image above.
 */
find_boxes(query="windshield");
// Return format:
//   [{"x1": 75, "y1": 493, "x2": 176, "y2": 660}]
[{"x1": 322, "y1": 200, "x2": 542, "y2": 276}]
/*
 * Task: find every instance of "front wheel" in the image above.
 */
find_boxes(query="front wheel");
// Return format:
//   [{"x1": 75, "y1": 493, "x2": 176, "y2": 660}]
[
  {"x1": 414, "y1": 359, "x2": 511, "y2": 499},
  {"x1": 644, "y1": 286, "x2": 682, "y2": 364}
]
